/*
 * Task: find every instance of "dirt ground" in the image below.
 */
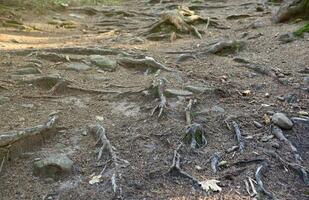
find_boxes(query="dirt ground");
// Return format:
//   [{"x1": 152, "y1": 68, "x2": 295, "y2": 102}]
[{"x1": 0, "y1": 0, "x2": 308, "y2": 199}]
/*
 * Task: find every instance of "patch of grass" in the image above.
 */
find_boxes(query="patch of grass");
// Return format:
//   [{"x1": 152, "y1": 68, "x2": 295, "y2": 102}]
[{"x1": 293, "y1": 23, "x2": 309, "y2": 37}]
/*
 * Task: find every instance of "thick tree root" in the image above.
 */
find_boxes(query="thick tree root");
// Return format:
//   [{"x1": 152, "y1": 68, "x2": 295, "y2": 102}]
[
  {"x1": 3, "y1": 47, "x2": 131, "y2": 57},
  {"x1": 255, "y1": 162, "x2": 276, "y2": 199},
  {"x1": 87, "y1": 125, "x2": 129, "y2": 198},
  {"x1": 151, "y1": 78, "x2": 168, "y2": 118},
  {"x1": 273, "y1": 0, "x2": 309, "y2": 23},
  {"x1": 167, "y1": 144, "x2": 199, "y2": 184},
  {"x1": 0, "y1": 113, "x2": 59, "y2": 147},
  {"x1": 145, "y1": 6, "x2": 216, "y2": 40},
  {"x1": 117, "y1": 57, "x2": 173, "y2": 72},
  {"x1": 271, "y1": 125, "x2": 309, "y2": 185}
]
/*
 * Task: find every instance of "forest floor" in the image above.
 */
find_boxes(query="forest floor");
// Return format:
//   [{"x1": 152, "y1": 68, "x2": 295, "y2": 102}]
[{"x1": 0, "y1": 0, "x2": 308, "y2": 199}]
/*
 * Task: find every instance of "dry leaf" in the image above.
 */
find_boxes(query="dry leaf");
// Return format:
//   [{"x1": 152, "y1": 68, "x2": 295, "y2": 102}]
[
  {"x1": 199, "y1": 179, "x2": 222, "y2": 192},
  {"x1": 89, "y1": 175, "x2": 102, "y2": 185},
  {"x1": 242, "y1": 90, "x2": 251, "y2": 96},
  {"x1": 263, "y1": 114, "x2": 271, "y2": 125}
]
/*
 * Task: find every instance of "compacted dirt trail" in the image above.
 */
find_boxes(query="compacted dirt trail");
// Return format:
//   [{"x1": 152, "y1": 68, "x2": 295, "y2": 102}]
[{"x1": 0, "y1": 0, "x2": 308, "y2": 199}]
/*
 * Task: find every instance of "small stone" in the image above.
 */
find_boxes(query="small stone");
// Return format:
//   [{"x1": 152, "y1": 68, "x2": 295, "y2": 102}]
[
  {"x1": 271, "y1": 142, "x2": 281, "y2": 149},
  {"x1": 67, "y1": 63, "x2": 91, "y2": 72},
  {"x1": 264, "y1": 93, "x2": 270, "y2": 98},
  {"x1": 165, "y1": 89, "x2": 193, "y2": 97},
  {"x1": 272, "y1": 113, "x2": 293, "y2": 130},
  {"x1": 81, "y1": 130, "x2": 88, "y2": 136},
  {"x1": 278, "y1": 33, "x2": 296, "y2": 43},
  {"x1": 13, "y1": 67, "x2": 41, "y2": 75},
  {"x1": 253, "y1": 121, "x2": 263, "y2": 128},
  {"x1": 90, "y1": 55, "x2": 117, "y2": 72},
  {"x1": 33, "y1": 154, "x2": 73, "y2": 179}
]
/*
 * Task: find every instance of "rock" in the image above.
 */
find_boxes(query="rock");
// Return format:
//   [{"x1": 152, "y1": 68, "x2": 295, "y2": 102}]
[
  {"x1": 278, "y1": 33, "x2": 296, "y2": 43},
  {"x1": 0, "y1": 96, "x2": 10, "y2": 105},
  {"x1": 66, "y1": 63, "x2": 91, "y2": 72},
  {"x1": 271, "y1": 142, "x2": 281, "y2": 149},
  {"x1": 272, "y1": 113, "x2": 293, "y2": 129},
  {"x1": 13, "y1": 67, "x2": 42, "y2": 75},
  {"x1": 33, "y1": 154, "x2": 73, "y2": 179},
  {"x1": 90, "y1": 55, "x2": 117, "y2": 71},
  {"x1": 165, "y1": 89, "x2": 193, "y2": 97},
  {"x1": 304, "y1": 76, "x2": 309, "y2": 84}
]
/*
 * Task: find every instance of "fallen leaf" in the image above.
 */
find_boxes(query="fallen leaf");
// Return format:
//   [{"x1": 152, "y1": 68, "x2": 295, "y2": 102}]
[
  {"x1": 95, "y1": 116, "x2": 104, "y2": 121},
  {"x1": 242, "y1": 90, "x2": 251, "y2": 96},
  {"x1": 199, "y1": 179, "x2": 222, "y2": 192},
  {"x1": 89, "y1": 174, "x2": 102, "y2": 185},
  {"x1": 263, "y1": 114, "x2": 271, "y2": 125}
]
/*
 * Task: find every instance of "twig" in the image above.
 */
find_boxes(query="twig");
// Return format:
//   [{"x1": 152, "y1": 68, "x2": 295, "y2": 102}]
[
  {"x1": 255, "y1": 162, "x2": 275, "y2": 199},
  {"x1": 67, "y1": 85, "x2": 122, "y2": 94},
  {"x1": 232, "y1": 121, "x2": 245, "y2": 153}
]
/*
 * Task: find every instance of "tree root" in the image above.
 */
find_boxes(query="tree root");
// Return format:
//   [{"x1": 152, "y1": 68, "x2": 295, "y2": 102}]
[
  {"x1": 117, "y1": 56, "x2": 173, "y2": 72},
  {"x1": 255, "y1": 162, "x2": 276, "y2": 199},
  {"x1": 210, "y1": 152, "x2": 220, "y2": 174},
  {"x1": 271, "y1": 125, "x2": 309, "y2": 185},
  {"x1": 145, "y1": 6, "x2": 216, "y2": 40},
  {"x1": 87, "y1": 125, "x2": 129, "y2": 198},
  {"x1": 151, "y1": 78, "x2": 168, "y2": 118},
  {"x1": 4, "y1": 47, "x2": 131, "y2": 57},
  {"x1": 232, "y1": 121, "x2": 245, "y2": 153},
  {"x1": 273, "y1": 0, "x2": 309, "y2": 23},
  {"x1": 0, "y1": 112, "x2": 59, "y2": 148},
  {"x1": 167, "y1": 144, "x2": 199, "y2": 184},
  {"x1": 183, "y1": 99, "x2": 207, "y2": 149}
]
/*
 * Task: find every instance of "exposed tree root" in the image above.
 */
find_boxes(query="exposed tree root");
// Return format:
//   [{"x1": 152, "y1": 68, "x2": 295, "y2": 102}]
[
  {"x1": 210, "y1": 152, "x2": 220, "y2": 174},
  {"x1": 145, "y1": 6, "x2": 219, "y2": 40},
  {"x1": 271, "y1": 125, "x2": 309, "y2": 185},
  {"x1": 0, "y1": 113, "x2": 59, "y2": 147},
  {"x1": 273, "y1": 0, "x2": 309, "y2": 23},
  {"x1": 183, "y1": 99, "x2": 207, "y2": 149},
  {"x1": 232, "y1": 121, "x2": 245, "y2": 153},
  {"x1": 167, "y1": 144, "x2": 199, "y2": 184},
  {"x1": 87, "y1": 125, "x2": 129, "y2": 198},
  {"x1": 255, "y1": 162, "x2": 275, "y2": 199},
  {"x1": 151, "y1": 78, "x2": 168, "y2": 118},
  {"x1": 4, "y1": 47, "x2": 131, "y2": 57},
  {"x1": 117, "y1": 56, "x2": 173, "y2": 72}
]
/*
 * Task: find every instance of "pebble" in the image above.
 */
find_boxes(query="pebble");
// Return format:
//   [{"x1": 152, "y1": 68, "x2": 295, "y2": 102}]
[{"x1": 272, "y1": 112, "x2": 293, "y2": 130}]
